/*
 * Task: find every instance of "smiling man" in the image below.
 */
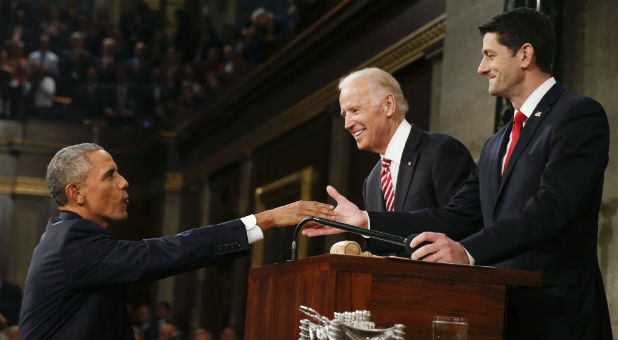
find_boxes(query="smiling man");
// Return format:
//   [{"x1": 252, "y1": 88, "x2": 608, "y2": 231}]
[
  {"x1": 19, "y1": 143, "x2": 334, "y2": 340},
  {"x1": 337, "y1": 67, "x2": 474, "y2": 256},
  {"x1": 305, "y1": 8, "x2": 612, "y2": 339}
]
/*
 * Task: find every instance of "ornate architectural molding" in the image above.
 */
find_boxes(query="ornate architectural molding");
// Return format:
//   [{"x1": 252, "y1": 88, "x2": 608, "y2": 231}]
[{"x1": 0, "y1": 176, "x2": 49, "y2": 196}]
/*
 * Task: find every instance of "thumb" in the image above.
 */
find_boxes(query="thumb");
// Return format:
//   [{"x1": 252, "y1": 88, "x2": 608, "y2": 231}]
[{"x1": 326, "y1": 185, "x2": 347, "y2": 205}]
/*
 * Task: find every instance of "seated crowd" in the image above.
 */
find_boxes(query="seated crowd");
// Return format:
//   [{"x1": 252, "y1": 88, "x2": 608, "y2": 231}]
[
  {"x1": 131, "y1": 301, "x2": 239, "y2": 340},
  {"x1": 0, "y1": 0, "x2": 333, "y2": 129}
]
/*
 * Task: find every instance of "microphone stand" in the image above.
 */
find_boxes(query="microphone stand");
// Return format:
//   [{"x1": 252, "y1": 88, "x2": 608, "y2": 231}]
[{"x1": 291, "y1": 217, "x2": 418, "y2": 261}]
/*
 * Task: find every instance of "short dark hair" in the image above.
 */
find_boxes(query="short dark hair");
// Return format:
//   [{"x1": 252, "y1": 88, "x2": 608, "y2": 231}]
[
  {"x1": 46, "y1": 143, "x2": 103, "y2": 206},
  {"x1": 479, "y1": 7, "x2": 555, "y2": 74}
]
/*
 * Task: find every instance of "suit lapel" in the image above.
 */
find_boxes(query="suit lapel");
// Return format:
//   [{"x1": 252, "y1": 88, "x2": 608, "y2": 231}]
[
  {"x1": 394, "y1": 126, "x2": 421, "y2": 210},
  {"x1": 368, "y1": 162, "x2": 387, "y2": 211},
  {"x1": 495, "y1": 82, "x2": 565, "y2": 206}
]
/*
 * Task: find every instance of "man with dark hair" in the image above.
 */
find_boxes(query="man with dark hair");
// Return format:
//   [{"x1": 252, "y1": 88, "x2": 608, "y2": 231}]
[
  {"x1": 19, "y1": 143, "x2": 334, "y2": 340},
  {"x1": 304, "y1": 8, "x2": 612, "y2": 339}
]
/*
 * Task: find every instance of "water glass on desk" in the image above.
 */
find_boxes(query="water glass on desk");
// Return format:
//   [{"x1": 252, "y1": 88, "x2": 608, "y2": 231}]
[{"x1": 433, "y1": 316, "x2": 468, "y2": 340}]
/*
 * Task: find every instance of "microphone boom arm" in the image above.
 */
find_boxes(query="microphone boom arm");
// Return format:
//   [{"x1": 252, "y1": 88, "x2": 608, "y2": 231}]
[{"x1": 291, "y1": 217, "x2": 410, "y2": 261}]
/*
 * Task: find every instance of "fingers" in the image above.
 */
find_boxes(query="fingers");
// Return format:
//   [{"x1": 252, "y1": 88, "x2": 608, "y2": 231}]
[
  {"x1": 301, "y1": 226, "x2": 342, "y2": 237},
  {"x1": 409, "y1": 232, "x2": 470, "y2": 264},
  {"x1": 410, "y1": 232, "x2": 441, "y2": 261},
  {"x1": 326, "y1": 185, "x2": 347, "y2": 205},
  {"x1": 304, "y1": 201, "x2": 336, "y2": 218}
]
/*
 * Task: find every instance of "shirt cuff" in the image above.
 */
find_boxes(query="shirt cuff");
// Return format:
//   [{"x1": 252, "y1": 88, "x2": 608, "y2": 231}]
[
  {"x1": 241, "y1": 214, "x2": 264, "y2": 244},
  {"x1": 362, "y1": 211, "x2": 370, "y2": 238},
  {"x1": 463, "y1": 246, "x2": 475, "y2": 265}
]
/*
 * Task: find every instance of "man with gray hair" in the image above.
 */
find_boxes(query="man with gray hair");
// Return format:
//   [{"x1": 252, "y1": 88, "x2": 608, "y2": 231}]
[
  {"x1": 335, "y1": 67, "x2": 474, "y2": 256},
  {"x1": 19, "y1": 143, "x2": 334, "y2": 339}
]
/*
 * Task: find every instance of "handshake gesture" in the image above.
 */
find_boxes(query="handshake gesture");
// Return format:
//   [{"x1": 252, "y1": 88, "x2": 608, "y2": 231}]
[{"x1": 298, "y1": 186, "x2": 470, "y2": 265}]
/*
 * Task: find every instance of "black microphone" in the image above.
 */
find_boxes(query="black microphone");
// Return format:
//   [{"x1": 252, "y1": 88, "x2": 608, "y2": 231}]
[{"x1": 290, "y1": 217, "x2": 430, "y2": 260}]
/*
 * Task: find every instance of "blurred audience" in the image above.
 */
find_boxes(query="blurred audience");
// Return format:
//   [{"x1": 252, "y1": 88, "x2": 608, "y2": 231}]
[
  {"x1": 0, "y1": 0, "x2": 336, "y2": 128},
  {"x1": 192, "y1": 328, "x2": 213, "y2": 340},
  {"x1": 137, "y1": 304, "x2": 158, "y2": 340},
  {"x1": 220, "y1": 326, "x2": 240, "y2": 340}
]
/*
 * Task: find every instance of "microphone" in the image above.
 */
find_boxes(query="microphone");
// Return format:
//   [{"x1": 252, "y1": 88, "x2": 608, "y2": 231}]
[{"x1": 290, "y1": 217, "x2": 430, "y2": 261}]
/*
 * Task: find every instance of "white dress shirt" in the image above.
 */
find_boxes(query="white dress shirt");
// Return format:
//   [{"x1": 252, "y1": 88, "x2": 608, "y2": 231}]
[
  {"x1": 240, "y1": 214, "x2": 264, "y2": 244},
  {"x1": 501, "y1": 77, "x2": 556, "y2": 170},
  {"x1": 366, "y1": 119, "x2": 411, "y2": 232},
  {"x1": 381, "y1": 119, "x2": 412, "y2": 192}
]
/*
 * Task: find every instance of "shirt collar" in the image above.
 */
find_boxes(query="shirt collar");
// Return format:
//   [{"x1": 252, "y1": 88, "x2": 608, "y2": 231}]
[
  {"x1": 515, "y1": 77, "x2": 556, "y2": 120},
  {"x1": 382, "y1": 119, "x2": 411, "y2": 164}
]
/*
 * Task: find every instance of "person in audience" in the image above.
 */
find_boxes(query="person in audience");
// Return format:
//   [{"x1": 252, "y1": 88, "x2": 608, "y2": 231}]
[
  {"x1": 133, "y1": 326, "x2": 144, "y2": 340},
  {"x1": 0, "y1": 314, "x2": 7, "y2": 340},
  {"x1": 125, "y1": 41, "x2": 152, "y2": 84},
  {"x1": 1, "y1": 41, "x2": 27, "y2": 118},
  {"x1": 93, "y1": 37, "x2": 119, "y2": 83},
  {"x1": 24, "y1": 59, "x2": 55, "y2": 117},
  {"x1": 219, "y1": 326, "x2": 239, "y2": 340},
  {"x1": 57, "y1": 31, "x2": 90, "y2": 96},
  {"x1": 157, "y1": 323, "x2": 175, "y2": 340},
  {"x1": 156, "y1": 301, "x2": 172, "y2": 327},
  {"x1": 192, "y1": 328, "x2": 213, "y2": 340},
  {"x1": 4, "y1": 326, "x2": 17, "y2": 340},
  {"x1": 27, "y1": 35, "x2": 59, "y2": 78},
  {"x1": 72, "y1": 66, "x2": 110, "y2": 121},
  {"x1": 137, "y1": 304, "x2": 158, "y2": 340}
]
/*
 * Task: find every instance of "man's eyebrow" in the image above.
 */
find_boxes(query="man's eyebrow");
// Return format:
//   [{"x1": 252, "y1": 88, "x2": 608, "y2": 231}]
[{"x1": 103, "y1": 168, "x2": 116, "y2": 178}]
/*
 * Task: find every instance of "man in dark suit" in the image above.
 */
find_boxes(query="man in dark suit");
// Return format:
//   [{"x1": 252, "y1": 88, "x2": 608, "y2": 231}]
[
  {"x1": 338, "y1": 67, "x2": 474, "y2": 256},
  {"x1": 19, "y1": 143, "x2": 334, "y2": 340},
  {"x1": 304, "y1": 8, "x2": 612, "y2": 339}
]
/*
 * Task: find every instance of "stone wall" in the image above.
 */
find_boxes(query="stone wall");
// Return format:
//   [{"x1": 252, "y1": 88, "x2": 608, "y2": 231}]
[
  {"x1": 431, "y1": 0, "x2": 502, "y2": 158},
  {"x1": 562, "y1": 0, "x2": 618, "y2": 335}
]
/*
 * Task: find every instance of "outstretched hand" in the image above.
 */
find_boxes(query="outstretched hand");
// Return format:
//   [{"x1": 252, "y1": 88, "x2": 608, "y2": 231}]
[
  {"x1": 255, "y1": 200, "x2": 335, "y2": 231},
  {"x1": 302, "y1": 185, "x2": 369, "y2": 237}
]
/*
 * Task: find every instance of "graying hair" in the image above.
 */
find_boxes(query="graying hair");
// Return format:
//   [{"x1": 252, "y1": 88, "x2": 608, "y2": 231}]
[
  {"x1": 46, "y1": 143, "x2": 103, "y2": 206},
  {"x1": 338, "y1": 67, "x2": 409, "y2": 114}
]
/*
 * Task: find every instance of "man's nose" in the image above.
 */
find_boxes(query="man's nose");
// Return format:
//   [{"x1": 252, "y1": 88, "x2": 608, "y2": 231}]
[
  {"x1": 118, "y1": 174, "x2": 129, "y2": 189},
  {"x1": 344, "y1": 117, "x2": 354, "y2": 131},
  {"x1": 477, "y1": 58, "x2": 489, "y2": 75}
]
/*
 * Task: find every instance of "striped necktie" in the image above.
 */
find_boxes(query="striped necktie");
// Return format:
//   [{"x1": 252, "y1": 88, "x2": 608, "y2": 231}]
[{"x1": 380, "y1": 158, "x2": 395, "y2": 211}]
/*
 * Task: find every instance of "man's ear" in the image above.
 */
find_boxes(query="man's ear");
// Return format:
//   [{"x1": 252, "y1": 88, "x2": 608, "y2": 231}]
[
  {"x1": 66, "y1": 184, "x2": 85, "y2": 205},
  {"x1": 384, "y1": 93, "x2": 396, "y2": 118},
  {"x1": 519, "y1": 43, "x2": 535, "y2": 69}
]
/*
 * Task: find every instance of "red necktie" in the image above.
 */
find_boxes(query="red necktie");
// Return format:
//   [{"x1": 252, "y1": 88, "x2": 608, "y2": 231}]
[
  {"x1": 503, "y1": 110, "x2": 527, "y2": 174},
  {"x1": 380, "y1": 158, "x2": 395, "y2": 211}
]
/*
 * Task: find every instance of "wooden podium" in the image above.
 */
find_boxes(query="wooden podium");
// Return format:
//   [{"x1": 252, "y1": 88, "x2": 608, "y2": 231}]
[{"x1": 244, "y1": 254, "x2": 541, "y2": 339}]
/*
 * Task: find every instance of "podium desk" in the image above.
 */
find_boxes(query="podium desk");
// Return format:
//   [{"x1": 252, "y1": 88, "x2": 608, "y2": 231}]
[{"x1": 244, "y1": 254, "x2": 541, "y2": 339}]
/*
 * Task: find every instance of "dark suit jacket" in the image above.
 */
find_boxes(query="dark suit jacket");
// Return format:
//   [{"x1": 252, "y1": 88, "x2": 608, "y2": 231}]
[
  {"x1": 367, "y1": 83, "x2": 612, "y2": 339},
  {"x1": 363, "y1": 125, "x2": 474, "y2": 255},
  {"x1": 0, "y1": 279, "x2": 21, "y2": 326},
  {"x1": 19, "y1": 211, "x2": 249, "y2": 340}
]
